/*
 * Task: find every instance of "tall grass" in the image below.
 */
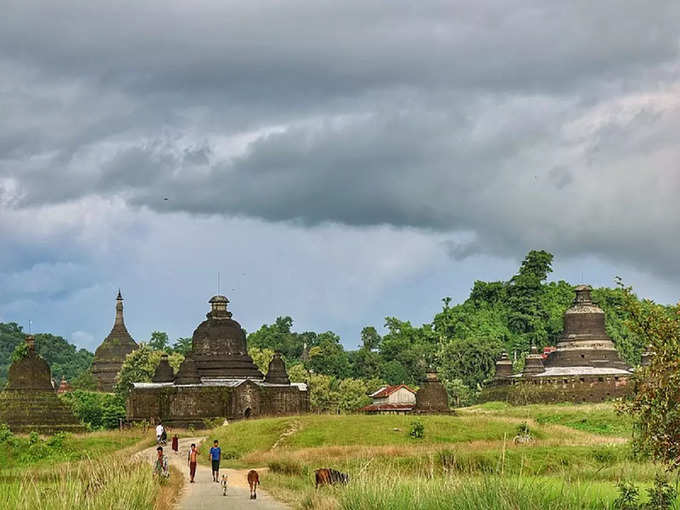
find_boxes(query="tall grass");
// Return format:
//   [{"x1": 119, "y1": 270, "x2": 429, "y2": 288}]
[
  {"x1": 0, "y1": 455, "x2": 159, "y2": 510},
  {"x1": 339, "y1": 474, "x2": 622, "y2": 510}
]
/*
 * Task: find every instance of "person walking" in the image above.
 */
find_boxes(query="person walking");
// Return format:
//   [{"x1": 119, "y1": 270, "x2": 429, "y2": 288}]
[
  {"x1": 171, "y1": 433, "x2": 179, "y2": 454},
  {"x1": 209, "y1": 440, "x2": 221, "y2": 482},
  {"x1": 154, "y1": 446, "x2": 169, "y2": 479},
  {"x1": 187, "y1": 443, "x2": 199, "y2": 483},
  {"x1": 156, "y1": 422, "x2": 164, "y2": 444}
]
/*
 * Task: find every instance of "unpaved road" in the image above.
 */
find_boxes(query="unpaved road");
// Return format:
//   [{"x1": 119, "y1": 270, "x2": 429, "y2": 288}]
[{"x1": 137, "y1": 437, "x2": 289, "y2": 510}]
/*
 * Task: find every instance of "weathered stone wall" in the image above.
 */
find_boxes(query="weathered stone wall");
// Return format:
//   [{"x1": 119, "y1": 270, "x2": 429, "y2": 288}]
[
  {"x1": 0, "y1": 391, "x2": 85, "y2": 434},
  {"x1": 127, "y1": 384, "x2": 309, "y2": 427},
  {"x1": 479, "y1": 375, "x2": 632, "y2": 405}
]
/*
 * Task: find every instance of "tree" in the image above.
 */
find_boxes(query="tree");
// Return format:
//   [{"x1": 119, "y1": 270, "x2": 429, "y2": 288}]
[
  {"x1": 618, "y1": 284, "x2": 680, "y2": 470},
  {"x1": 0, "y1": 323, "x2": 93, "y2": 388},
  {"x1": 338, "y1": 378, "x2": 371, "y2": 412},
  {"x1": 437, "y1": 337, "x2": 502, "y2": 390},
  {"x1": 149, "y1": 331, "x2": 169, "y2": 351},
  {"x1": 307, "y1": 332, "x2": 351, "y2": 378},
  {"x1": 247, "y1": 317, "x2": 308, "y2": 359},
  {"x1": 171, "y1": 337, "x2": 193, "y2": 356},
  {"x1": 360, "y1": 327, "x2": 381, "y2": 350},
  {"x1": 506, "y1": 250, "x2": 554, "y2": 351},
  {"x1": 115, "y1": 344, "x2": 184, "y2": 398},
  {"x1": 287, "y1": 363, "x2": 309, "y2": 383},
  {"x1": 248, "y1": 347, "x2": 275, "y2": 374}
]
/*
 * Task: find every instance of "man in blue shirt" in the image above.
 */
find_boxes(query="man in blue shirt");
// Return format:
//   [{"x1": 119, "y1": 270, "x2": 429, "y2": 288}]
[{"x1": 209, "y1": 439, "x2": 221, "y2": 482}]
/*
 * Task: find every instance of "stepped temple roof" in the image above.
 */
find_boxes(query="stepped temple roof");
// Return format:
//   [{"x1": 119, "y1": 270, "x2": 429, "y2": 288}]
[
  {"x1": 189, "y1": 296, "x2": 263, "y2": 379},
  {"x1": 264, "y1": 352, "x2": 291, "y2": 385},
  {"x1": 522, "y1": 345, "x2": 546, "y2": 375},
  {"x1": 0, "y1": 336, "x2": 83, "y2": 433},
  {"x1": 152, "y1": 354, "x2": 175, "y2": 383},
  {"x1": 484, "y1": 284, "x2": 633, "y2": 405},
  {"x1": 91, "y1": 291, "x2": 138, "y2": 392},
  {"x1": 128, "y1": 294, "x2": 309, "y2": 426},
  {"x1": 544, "y1": 285, "x2": 629, "y2": 372}
]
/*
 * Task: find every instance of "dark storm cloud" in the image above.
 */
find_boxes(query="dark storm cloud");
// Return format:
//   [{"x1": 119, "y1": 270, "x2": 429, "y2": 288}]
[{"x1": 2, "y1": 0, "x2": 680, "y2": 282}]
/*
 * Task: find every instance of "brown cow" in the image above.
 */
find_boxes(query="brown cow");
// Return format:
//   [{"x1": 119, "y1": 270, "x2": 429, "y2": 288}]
[
  {"x1": 247, "y1": 469, "x2": 260, "y2": 500},
  {"x1": 315, "y1": 468, "x2": 349, "y2": 488}
]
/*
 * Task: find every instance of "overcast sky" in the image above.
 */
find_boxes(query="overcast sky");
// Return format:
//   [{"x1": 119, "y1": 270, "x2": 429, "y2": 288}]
[{"x1": 1, "y1": 1, "x2": 680, "y2": 351}]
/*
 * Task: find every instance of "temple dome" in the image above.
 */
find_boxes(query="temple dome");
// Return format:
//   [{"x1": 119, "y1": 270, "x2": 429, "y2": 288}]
[
  {"x1": 546, "y1": 285, "x2": 628, "y2": 369},
  {"x1": 189, "y1": 296, "x2": 263, "y2": 379}
]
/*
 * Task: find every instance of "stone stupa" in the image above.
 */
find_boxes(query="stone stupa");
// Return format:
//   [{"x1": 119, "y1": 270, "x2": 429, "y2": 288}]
[
  {"x1": 483, "y1": 285, "x2": 633, "y2": 404},
  {"x1": 413, "y1": 371, "x2": 451, "y2": 414},
  {"x1": 91, "y1": 291, "x2": 138, "y2": 392},
  {"x1": 0, "y1": 336, "x2": 83, "y2": 433},
  {"x1": 127, "y1": 295, "x2": 309, "y2": 427}
]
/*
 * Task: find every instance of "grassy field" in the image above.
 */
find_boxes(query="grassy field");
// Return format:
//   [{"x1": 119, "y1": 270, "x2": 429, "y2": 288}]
[
  {"x1": 200, "y1": 403, "x2": 679, "y2": 510},
  {"x1": 0, "y1": 427, "x2": 180, "y2": 510}
]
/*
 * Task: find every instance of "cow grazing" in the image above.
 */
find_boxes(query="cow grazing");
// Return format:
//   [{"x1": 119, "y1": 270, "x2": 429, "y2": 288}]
[
  {"x1": 247, "y1": 470, "x2": 260, "y2": 500},
  {"x1": 315, "y1": 468, "x2": 350, "y2": 488}
]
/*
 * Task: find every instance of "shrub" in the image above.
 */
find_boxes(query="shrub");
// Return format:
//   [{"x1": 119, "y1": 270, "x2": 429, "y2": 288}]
[
  {"x1": 409, "y1": 421, "x2": 424, "y2": 440},
  {"x1": 268, "y1": 459, "x2": 304, "y2": 476},
  {"x1": 646, "y1": 475, "x2": 677, "y2": 510},
  {"x1": 202, "y1": 417, "x2": 225, "y2": 429},
  {"x1": 0, "y1": 423, "x2": 13, "y2": 442},
  {"x1": 60, "y1": 390, "x2": 126, "y2": 429},
  {"x1": 614, "y1": 481, "x2": 640, "y2": 510}
]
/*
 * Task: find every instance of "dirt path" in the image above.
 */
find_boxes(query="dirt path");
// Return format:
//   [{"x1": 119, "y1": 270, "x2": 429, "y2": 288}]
[{"x1": 137, "y1": 437, "x2": 289, "y2": 510}]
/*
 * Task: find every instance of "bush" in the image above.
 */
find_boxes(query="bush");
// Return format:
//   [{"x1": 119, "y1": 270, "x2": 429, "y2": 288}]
[
  {"x1": 268, "y1": 459, "x2": 304, "y2": 476},
  {"x1": 0, "y1": 423, "x2": 13, "y2": 442},
  {"x1": 60, "y1": 390, "x2": 126, "y2": 429},
  {"x1": 646, "y1": 475, "x2": 677, "y2": 510},
  {"x1": 409, "y1": 421, "x2": 424, "y2": 440}
]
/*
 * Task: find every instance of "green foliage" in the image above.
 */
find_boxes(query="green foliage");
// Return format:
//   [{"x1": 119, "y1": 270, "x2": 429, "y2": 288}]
[
  {"x1": 114, "y1": 344, "x2": 184, "y2": 398},
  {"x1": 444, "y1": 379, "x2": 477, "y2": 407},
  {"x1": 0, "y1": 322, "x2": 93, "y2": 388},
  {"x1": 148, "y1": 331, "x2": 169, "y2": 351},
  {"x1": 0, "y1": 423, "x2": 13, "y2": 442},
  {"x1": 71, "y1": 370, "x2": 99, "y2": 391},
  {"x1": 10, "y1": 341, "x2": 29, "y2": 362},
  {"x1": 249, "y1": 347, "x2": 275, "y2": 374},
  {"x1": 409, "y1": 420, "x2": 424, "y2": 439},
  {"x1": 646, "y1": 475, "x2": 678, "y2": 510},
  {"x1": 60, "y1": 390, "x2": 126, "y2": 429},
  {"x1": 171, "y1": 336, "x2": 193, "y2": 355},
  {"x1": 438, "y1": 336, "x2": 502, "y2": 389},
  {"x1": 307, "y1": 374, "x2": 371, "y2": 413},
  {"x1": 617, "y1": 282, "x2": 680, "y2": 470}
]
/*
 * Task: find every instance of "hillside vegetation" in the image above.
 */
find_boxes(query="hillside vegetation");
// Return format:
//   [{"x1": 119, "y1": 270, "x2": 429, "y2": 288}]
[{"x1": 200, "y1": 403, "x2": 677, "y2": 510}]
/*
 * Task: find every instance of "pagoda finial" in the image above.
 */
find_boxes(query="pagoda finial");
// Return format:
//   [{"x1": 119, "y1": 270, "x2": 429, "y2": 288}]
[{"x1": 115, "y1": 290, "x2": 125, "y2": 325}]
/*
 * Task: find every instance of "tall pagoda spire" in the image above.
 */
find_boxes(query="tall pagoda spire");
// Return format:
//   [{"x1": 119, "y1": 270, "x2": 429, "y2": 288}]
[{"x1": 91, "y1": 290, "x2": 139, "y2": 392}]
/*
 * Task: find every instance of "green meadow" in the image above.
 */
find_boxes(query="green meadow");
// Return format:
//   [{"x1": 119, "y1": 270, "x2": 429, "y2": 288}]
[{"x1": 200, "y1": 403, "x2": 678, "y2": 510}]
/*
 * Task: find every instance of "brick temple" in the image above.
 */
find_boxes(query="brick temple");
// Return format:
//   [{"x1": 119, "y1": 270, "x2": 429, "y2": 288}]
[
  {"x1": 91, "y1": 291, "x2": 138, "y2": 392},
  {"x1": 482, "y1": 285, "x2": 633, "y2": 404},
  {"x1": 0, "y1": 336, "x2": 83, "y2": 433},
  {"x1": 127, "y1": 295, "x2": 309, "y2": 427}
]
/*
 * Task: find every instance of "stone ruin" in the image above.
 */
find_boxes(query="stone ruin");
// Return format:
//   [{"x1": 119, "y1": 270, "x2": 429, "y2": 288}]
[
  {"x1": 413, "y1": 371, "x2": 451, "y2": 414},
  {"x1": 0, "y1": 336, "x2": 83, "y2": 433},
  {"x1": 127, "y1": 295, "x2": 309, "y2": 427},
  {"x1": 91, "y1": 291, "x2": 138, "y2": 392},
  {"x1": 482, "y1": 285, "x2": 633, "y2": 404}
]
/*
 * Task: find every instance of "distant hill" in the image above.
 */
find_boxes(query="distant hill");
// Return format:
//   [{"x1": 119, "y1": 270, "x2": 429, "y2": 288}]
[{"x1": 0, "y1": 322, "x2": 94, "y2": 388}]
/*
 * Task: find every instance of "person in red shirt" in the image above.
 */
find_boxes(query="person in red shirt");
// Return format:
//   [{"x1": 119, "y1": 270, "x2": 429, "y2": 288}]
[{"x1": 187, "y1": 443, "x2": 199, "y2": 483}]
